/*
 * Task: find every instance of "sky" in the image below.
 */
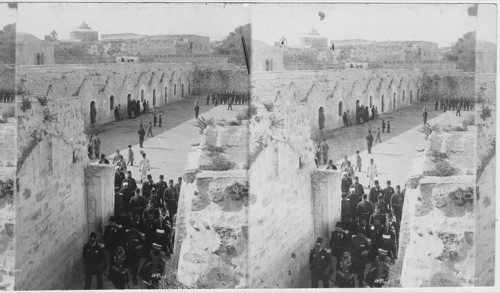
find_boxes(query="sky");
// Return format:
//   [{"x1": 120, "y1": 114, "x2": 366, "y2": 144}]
[
  {"x1": 15, "y1": 3, "x2": 250, "y2": 41},
  {"x1": 0, "y1": 3, "x2": 17, "y2": 29},
  {"x1": 252, "y1": 3, "x2": 481, "y2": 47}
]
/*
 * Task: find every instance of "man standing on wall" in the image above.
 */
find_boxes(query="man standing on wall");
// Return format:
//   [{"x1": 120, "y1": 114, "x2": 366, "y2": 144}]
[
  {"x1": 93, "y1": 134, "x2": 101, "y2": 159},
  {"x1": 365, "y1": 130, "x2": 374, "y2": 154},
  {"x1": 309, "y1": 237, "x2": 331, "y2": 288},
  {"x1": 322, "y1": 140, "x2": 329, "y2": 165},
  {"x1": 138, "y1": 125, "x2": 146, "y2": 148},
  {"x1": 83, "y1": 232, "x2": 105, "y2": 290}
]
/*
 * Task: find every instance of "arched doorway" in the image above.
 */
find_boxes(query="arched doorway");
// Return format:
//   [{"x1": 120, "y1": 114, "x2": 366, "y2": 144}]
[
  {"x1": 318, "y1": 107, "x2": 325, "y2": 130},
  {"x1": 164, "y1": 87, "x2": 168, "y2": 103},
  {"x1": 127, "y1": 94, "x2": 131, "y2": 113},
  {"x1": 188, "y1": 83, "x2": 191, "y2": 95},
  {"x1": 402, "y1": 91, "x2": 405, "y2": 102},
  {"x1": 181, "y1": 84, "x2": 184, "y2": 98},
  {"x1": 355, "y1": 100, "x2": 360, "y2": 120},
  {"x1": 153, "y1": 89, "x2": 156, "y2": 107},
  {"x1": 174, "y1": 85, "x2": 177, "y2": 96},
  {"x1": 410, "y1": 90, "x2": 413, "y2": 103},
  {"x1": 369, "y1": 96, "x2": 373, "y2": 108},
  {"x1": 417, "y1": 89, "x2": 420, "y2": 101},
  {"x1": 141, "y1": 90, "x2": 144, "y2": 102},
  {"x1": 381, "y1": 95, "x2": 385, "y2": 112},
  {"x1": 338, "y1": 101, "x2": 343, "y2": 116},
  {"x1": 109, "y1": 95, "x2": 114, "y2": 110},
  {"x1": 90, "y1": 101, "x2": 97, "y2": 125},
  {"x1": 393, "y1": 93, "x2": 396, "y2": 109}
]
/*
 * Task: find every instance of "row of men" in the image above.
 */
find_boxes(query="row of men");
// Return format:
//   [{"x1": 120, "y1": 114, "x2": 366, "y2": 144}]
[
  {"x1": 128, "y1": 99, "x2": 153, "y2": 119},
  {"x1": 206, "y1": 91, "x2": 250, "y2": 106},
  {"x1": 0, "y1": 91, "x2": 15, "y2": 103},
  {"x1": 435, "y1": 97, "x2": 475, "y2": 112}
]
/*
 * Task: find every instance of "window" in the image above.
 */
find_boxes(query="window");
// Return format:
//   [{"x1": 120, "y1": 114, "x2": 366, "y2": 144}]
[
  {"x1": 338, "y1": 101, "x2": 343, "y2": 116},
  {"x1": 402, "y1": 91, "x2": 405, "y2": 102},
  {"x1": 110, "y1": 95, "x2": 114, "y2": 110},
  {"x1": 174, "y1": 85, "x2": 177, "y2": 95}
]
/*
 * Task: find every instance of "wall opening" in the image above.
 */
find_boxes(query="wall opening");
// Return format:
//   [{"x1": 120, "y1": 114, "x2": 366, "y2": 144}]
[
  {"x1": 402, "y1": 91, "x2": 405, "y2": 102},
  {"x1": 153, "y1": 89, "x2": 156, "y2": 107},
  {"x1": 369, "y1": 96, "x2": 373, "y2": 108},
  {"x1": 410, "y1": 90, "x2": 413, "y2": 103},
  {"x1": 141, "y1": 89, "x2": 144, "y2": 102},
  {"x1": 36, "y1": 53, "x2": 41, "y2": 65},
  {"x1": 109, "y1": 95, "x2": 114, "y2": 110},
  {"x1": 181, "y1": 84, "x2": 184, "y2": 98},
  {"x1": 90, "y1": 101, "x2": 97, "y2": 124},
  {"x1": 338, "y1": 101, "x2": 342, "y2": 117},
  {"x1": 355, "y1": 100, "x2": 360, "y2": 118},
  {"x1": 127, "y1": 94, "x2": 131, "y2": 113},
  {"x1": 381, "y1": 95, "x2": 385, "y2": 112},
  {"x1": 164, "y1": 87, "x2": 168, "y2": 103},
  {"x1": 174, "y1": 84, "x2": 177, "y2": 96},
  {"x1": 318, "y1": 107, "x2": 325, "y2": 130},
  {"x1": 393, "y1": 93, "x2": 396, "y2": 109}
]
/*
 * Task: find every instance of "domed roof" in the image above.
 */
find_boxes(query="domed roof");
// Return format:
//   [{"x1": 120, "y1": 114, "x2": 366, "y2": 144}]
[
  {"x1": 16, "y1": 32, "x2": 41, "y2": 43},
  {"x1": 308, "y1": 28, "x2": 320, "y2": 36},
  {"x1": 78, "y1": 22, "x2": 91, "y2": 30}
]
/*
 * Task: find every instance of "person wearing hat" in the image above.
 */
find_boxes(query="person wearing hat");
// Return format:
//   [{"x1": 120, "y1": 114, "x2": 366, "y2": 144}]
[
  {"x1": 129, "y1": 189, "x2": 147, "y2": 217},
  {"x1": 155, "y1": 175, "x2": 169, "y2": 207},
  {"x1": 175, "y1": 176, "x2": 182, "y2": 196},
  {"x1": 350, "y1": 226, "x2": 370, "y2": 287},
  {"x1": 164, "y1": 179, "x2": 178, "y2": 217},
  {"x1": 357, "y1": 194, "x2": 373, "y2": 228},
  {"x1": 341, "y1": 172, "x2": 352, "y2": 195},
  {"x1": 340, "y1": 193, "x2": 352, "y2": 228},
  {"x1": 368, "y1": 180, "x2": 383, "y2": 205},
  {"x1": 390, "y1": 185, "x2": 405, "y2": 224},
  {"x1": 122, "y1": 171, "x2": 138, "y2": 192},
  {"x1": 125, "y1": 223, "x2": 145, "y2": 286},
  {"x1": 369, "y1": 206, "x2": 386, "y2": 241},
  {"x1": 140, "y1": 242, "x2": 167, "y2": 289},
  {"x1": 141, "y1": 174, "x2": 156, "y2": 200},
  {"x1": 330, "y1": 222, "x2": 351, "y2": 284},
  {"x1": 348, "y1": 187, "x2": 361, "y2": 221},
  {"x1": 114, "y1": 166, "x2": 126, "y2": 190},
  {"x1": 374, "y1": 194, "x2": 388, "y2": 215},
  {"x1": 103, "y1": 216, "x2": 126, "y2": 257},
  {"x1": 109, "y1": 245, "x2": 129, "y2": 289},
  {"x1": 99, "y1": 154, "x2": 110, "y2": 164},
  {"x1": 83, "y1": 232, "x2": 106, "y2": 289},
  {"x1": 377, "y1": 232, "x2": 397, "y2": 263},
  {"x1": 148, "y1": 189, "x2": 162, "y2": 209},
  {"x1": 119, "y1": 182, "x2": 134, "y2": 215},
  {"x1": 114, "y1": 187, "x2": 125, "y2": 218},
  {"x1": 326, "y1": 160, "x2": 337, "y2": 170},
  {"x1": 143, "y1": 209, "x2": 160, "y2": 254},
  {"x1": 365, "y1": 249, "x2": 390, "y2": 288},
  {"x1": 309, "y1": 237, "x2": 331, "y2": 288},
  {"x1": 152, "y1": 228, "x2": 172, "y2": 256},
  {"x1": 383, "y1": 181, "x2": 395, "y2": 211},
  {"x1": 336, "y1": 250, "x2": 356, "y2": 288},
  {"x1": 384, "y1": 212, "x2": 399, "y2": 245}
]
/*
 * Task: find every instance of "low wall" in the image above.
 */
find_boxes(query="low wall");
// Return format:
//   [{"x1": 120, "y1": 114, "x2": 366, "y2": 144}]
[
  {"x1": 311, "y1": 170, "x2": 342, "y2": 241},
  {"x1": 193, "y1": 68, "x2": 249, "y2": 95},
  {"x1": 85, "y1": 164, "x2": 115, "y2": 237}
]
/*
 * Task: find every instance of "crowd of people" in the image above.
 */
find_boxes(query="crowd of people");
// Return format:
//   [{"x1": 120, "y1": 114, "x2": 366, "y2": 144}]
[
  {"x1": 83, "y1": 147, "x2": 182, "y2": 289},
  {"x1": 205, "y1": 91, "x2": 250, "y2": 107},
  {"x1": 0, "y1": 90, "x2": 15, "y2": 103},
  {"x1": 309, "y1": 154, "x2": 404, "y2": 288},
  {"x1": 434, "y1": 96, "x2": 474, "y2": 114},
  {"x1": 342, "y1": 105, "x2": 381, "y2": 127},
  {"x1": 128, "y1": 99, "x2": 152, "y2": 119}
]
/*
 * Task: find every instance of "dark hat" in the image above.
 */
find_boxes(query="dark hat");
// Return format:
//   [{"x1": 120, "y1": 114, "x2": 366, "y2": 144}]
[
  {"x1": 374, "y1": 180, "x2": 379, "y2": 185},
  {"x1": 89, "y1": 232, "x2": 97, "y2": 239},
  {"x1": 316, "y1": 237, "x2": 323, "y2": 244},
  {"x1": 335, "y1": 221, "x2": 342, "y2": 228}
]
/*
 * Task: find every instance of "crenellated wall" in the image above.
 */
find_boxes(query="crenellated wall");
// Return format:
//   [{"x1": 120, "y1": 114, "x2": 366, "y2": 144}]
[{"x1": 16, "y1": 63, "x2": 195, "y2": 128}]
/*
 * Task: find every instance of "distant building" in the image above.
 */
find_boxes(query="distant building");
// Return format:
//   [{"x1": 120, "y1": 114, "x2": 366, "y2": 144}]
[
  {"x1": 252, "y1": 40, "x2": 284, "y2": 72},
  {"x1": 70, "y1": 22, "x2": 98, "y2": 42},
  {"x1": 16, "y1": 32, "x2": 55, "y2": 66},
  {"x1": 299, "y1": 28, "x2": 328, "y2": 48}
]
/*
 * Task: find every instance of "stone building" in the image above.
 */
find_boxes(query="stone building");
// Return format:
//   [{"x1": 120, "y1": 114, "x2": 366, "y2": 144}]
[
  {"x1": 69, "y1": 22, "x2": 98, "y2": 42},
  {"x1": 17, "y1": 63, "x2": 195, "y2": 129},
  {"x1": 299, "y1": 28, "x2": 328, "y2": 48},
  {"x1": 16, "y1": 33, "x2": 55, "y2": 66},
  {"x1": 252, "y1": 40, "x2": 284, "y2": 72}
]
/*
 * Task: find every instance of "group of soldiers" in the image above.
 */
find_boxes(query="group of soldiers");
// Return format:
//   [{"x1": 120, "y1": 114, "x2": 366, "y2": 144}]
[
  {"x1": 435, "y1": 96, "x2": 474, "y2": 113},
  {"x1": 83, "y1": 163, "x2": 182, "y2": 290},
  {"x1": 309, "y1": 157, "x2": 404, "y2": 288},
  {"x1": 0, "y1": 90, "x2": 15, "y2": 103},
  {"x1": 342, "y1": 105, "x2": 380, "y2": 127},
  {"x1": 314, "y1": 140, "x2": 331, "y2": 167},
  {"x1": 128, "y1": 99, "x2": 152, "y2": 119},
  {"x1": 205, "y1": 91, "x2": 250, "y2": 106}
]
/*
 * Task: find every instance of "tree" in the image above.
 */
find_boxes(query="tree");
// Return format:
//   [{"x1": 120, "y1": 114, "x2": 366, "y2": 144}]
[
  {"x1": 444, "y1": 31, "x2": 475, "y2": 72},
  {"x1": 215, "y1": 23, "x2": 251, "y2": 65},
  {"x1": 0, "y1": 23, "x2": 16, "y2": 64}
]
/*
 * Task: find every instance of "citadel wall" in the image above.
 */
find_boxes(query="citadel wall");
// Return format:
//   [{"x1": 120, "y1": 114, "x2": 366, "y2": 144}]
[
  {"x1": 15, "y1": 97, "x2": 90, "y2": 290},
  {"x1": 193, "y1": 68, "x2": 249, "y2": 95},
  {"x1": 17, "y1": 63, "x2": 195, "y2": 129}
]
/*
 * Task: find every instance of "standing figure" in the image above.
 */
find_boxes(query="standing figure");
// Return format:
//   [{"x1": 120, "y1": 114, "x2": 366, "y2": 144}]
[
  {"x1": 367, "y1": 158, "x2": 378, "y2": 188},
  {"x1": 137, "y1": 125, "x2": 146, "y2": 148},
  {"x1": 194, "y1": 102, "x2": 200, "y2": 119},
  {"x1": 93, "y1": 135, "x2": 101, "y2": 158},
  {"x1": 375, "y1": 128, "x2": 382, "y2": 143},
  {"x1": 322, "y1": 140, "x2": 329, "y2": 165},
  {"x1": 386, "y1": 121, "x2": 391, "y2": 133},
  {"x1": 147, "y1": 122, "x2": 153, "y2": 137},
  {"x1": 158, "y1": 115, "x2": 162, "y2": 127},
  {"x1": 309, "y1": 238, "x2": 331, "y2": 288},
  {"x1": 127, "y1": 145, "x2": 134, "y2": 166},
  {"x1": 153, "y1": 114, "x2": 157, "y2": 127},
  {"x1": 381, "y1": 120, "x2": 386, "y2": 133},
  {"x1": 83, "y1": 232, "x2": 105, "y2": 290},
  {"x1": 366, "y1": 130, "x2": 374, "y2": 154},
  {"x1": 355, "y1": 151, "x2": 362, "y2": 172},
  {"x1": 423, "y1": 109, "x2": 428, "y2": 125},
  {"x1": 139, "y1": 153, "x2": 150, "y2": 183},
  {"x1": 390, "y1": 185, "x2": 405, "y2": 224}
]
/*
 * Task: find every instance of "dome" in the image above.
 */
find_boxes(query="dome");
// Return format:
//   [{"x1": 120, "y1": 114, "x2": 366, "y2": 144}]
[
  {"x1": 308, "y1": 28, "x2": 320, "y2": 36},
  {"x1": 16, "y1": 32, "x2": 41, "y2": 43},
  {"x1": 78, "y1": 22, "x2": 91, "y2": 30}
]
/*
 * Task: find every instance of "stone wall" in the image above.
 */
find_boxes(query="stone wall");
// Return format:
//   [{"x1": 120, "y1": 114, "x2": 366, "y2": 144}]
[
  {"x1": 252, "y1": 69, "x2": 423, "y2": 137},
  {"x1": 421, "y1": 72, "x2": 475, "y2": 100},
  {"x1": 0, "y1": 65, "x2": 15, "y2": 94},
  {"x1": 193, "y1": 68, "x2": 249, "y2": 95},
  {"x1": 15, "y1": 96, "x2": 90, "y2": 290},
  {"x1": 176, "y1": 124, "x2": 249, "y2": 289},
  {"x1": 85, "y1": 164, "x2": 115, "y2": 237},
  {"x1": 17, "y1": 62, "x2": 195, "y2": 128},
  {"x1": 311, "y1": 170, "x2": 342, "y2": 241}
]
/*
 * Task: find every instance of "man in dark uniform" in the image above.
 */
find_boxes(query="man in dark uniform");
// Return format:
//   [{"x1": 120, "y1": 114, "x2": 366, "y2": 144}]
[
  {"x1": 148, "y1": 189, "x2": 162, "y2": 209},
  {"x1": 336, "y1": 250, "x2": 356, "y2": 288},
  {"x1": 114, "y1": 187, "x2": 125, "y2": 217},
  {"x1": 164, "y1": 179, "x2": 178, "y2": 217},
  {"x1": 366, "y1": 130, "x2": 374, "y2": 154},
  {"x1": 374, "y1": 194, "x2": 389, "y2": 215},
  {"x1": 141, "y1": 174, "x2": 156, "y2": 200},
  {"x1": 151, "y1": 228, "x2": 172, "y2": 257},
  {"x1": 423, "y1": 108, "x2": 428, "y2": 125},
  {"x1": 365, "y1": 249, "x2": 390, "y2": 288},
  {"x1": 141, "y1": 243, "x2": 167, "y2": 289},
  {"x1": 129, "y1": 189, "x2": 147, "y2": 217},
  {"x1": 206, "y1": 94, "x2": 210, "y2": 105},
  {"x1": 357, "y1": 194, "x2": 373, "y2": 229},
  {"x1": 103, "y1": 216, "x2": 126, "y2": 257},
  {"x1": 83, "y1": 232, "x2": 106, "y2": 289},
  {"x1": 143, "y1": 210, "x2": 161, "y2": 253},
  {"x1": 119, "y1": 183, "x2": 134, "y2": 214},
  {"x1": 125, "y1": 224, "x2": 145, "y2": 285},
  {"x1": 175, "y1": 177, "x2": 182, "y2": 197},
  {"x1": 341, "y1": 193, "x2": 352, "y2": 228},
  {"x1": 350, "y1": 226, "x2": 370, "y2": 287},
  {"x1": 330, "y1": 222, "x2": 350, "y2": 284},
  {"x1": 368, "y1": 180, "x2": 383, "y2": 205},
  {"x1": 341, "y1": 172, "x2": 352, "y2": 195},
  {"x1": 378, "y1": 233, "x2": 397, "y2": 263},
  {"x1": 138, "y1": 125, "x2": 146, "y2": 148},
  {"x1": 122, "y1": 171, "x2": 138, "y2": 192},
  {"x1": 309, "y1": 237, "x2": 331, "y2": 288},
  {"x1": 156, "y1": 175, "x2": 168, "y2": 207},
  {"x1": 114, "y1": 166, "x2": 125, "y2": 190},
  {"x1": 369, "y1": 206, "x2": 387, "y2": 249},
  {"x1": 390, "y1": 185, "x2": 405, "y2": 224},
  {"x1": 383, "y1": 181, "x2": 395, "y2": 211}
]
